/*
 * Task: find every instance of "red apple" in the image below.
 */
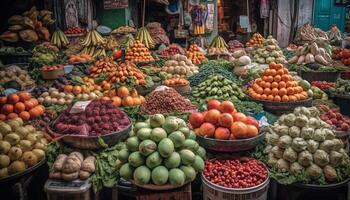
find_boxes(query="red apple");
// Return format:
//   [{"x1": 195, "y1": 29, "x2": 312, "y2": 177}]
[
  {"x1": 244, "y1": 116, "x2": 259, "y2": 129},
  {"x1": 189, "y1": 112, "x2": 204, "y2": 128},
  {"x1": 207, "y1": 99, "x2": 221, "y2": 110}
]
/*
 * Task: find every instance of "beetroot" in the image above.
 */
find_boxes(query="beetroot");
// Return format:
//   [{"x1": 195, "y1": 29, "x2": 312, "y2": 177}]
[{"x1": 321, "y1": 110, "x2": 350, "y2": 132}]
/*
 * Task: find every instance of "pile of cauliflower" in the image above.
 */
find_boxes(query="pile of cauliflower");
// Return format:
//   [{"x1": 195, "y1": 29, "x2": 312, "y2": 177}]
[{"x1": 265, "y1": 106, "x2": 350, "y2": 183}]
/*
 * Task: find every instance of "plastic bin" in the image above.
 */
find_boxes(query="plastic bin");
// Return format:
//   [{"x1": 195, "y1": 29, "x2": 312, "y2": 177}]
[
  {"x1": 44, "y1": 179, "x2": 91, "y2": 200},
  {"x1": 202, "y1": 175, "x2": 269, "y2": 200}
]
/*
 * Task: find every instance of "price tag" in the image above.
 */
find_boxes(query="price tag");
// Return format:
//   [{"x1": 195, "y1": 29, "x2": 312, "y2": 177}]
[{"x1": 70, "y1": 101, "x2": 91, "y2": 114}]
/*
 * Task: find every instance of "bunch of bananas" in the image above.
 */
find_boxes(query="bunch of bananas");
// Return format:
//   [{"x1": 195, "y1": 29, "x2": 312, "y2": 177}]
[
  {"x1": 135, "y1": 27, "x2": 155, "y2": 49},
  {"x1": 120, "y1": 34, "x2": 135, "y2": 49},
  {"x1": 210, "y1": 36, "x2": 228, "y2": 49},
  {"x1": 103, "y1": 36, "x2": 119, "y2": 50},
  {"x1": 80, "y1": 30, "x2": 106, "y2": 58},
  {"x1": 51, "y1": 30, "x2": 69, "y2": 48}
]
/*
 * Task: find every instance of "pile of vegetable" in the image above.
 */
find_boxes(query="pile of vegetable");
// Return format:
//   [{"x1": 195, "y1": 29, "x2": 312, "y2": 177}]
[
  {"x1": 39, "y1": 87, "x2": 75, "y2": 106},
  {"x1": 0, "y1": 65, "x2": 35, "y2": 92},
  {"x1": 120, "y1": 114, "x2": 205, "y2": 187},
  {"x1": 189, "y1": 99, "x2": 260, "y2": 140},
  {"x1": 246, "y1": 33, "x2": 264, "y2": 48},
  {"x1": 203, "y1": 158, "x2": 268, "y2": 188},
  {"x1": 311, "y1": 81, "x2": 335, "y2": 91},
  {"x1": 251, "y1": 36, "x2": 286, "y2": 64},
  {"x1": 140, "y1": 87, "x2": 197, "y2": 115},
  {"x1": 320, "y1": 109, "x2": 350, "y2": 132},
  {"x1": 52, "y1": 100, "x2": 130, "y2": 136},
  {"x1": 264, "y1": 106, "x2": 350, "y2": 184},
  {"x1": 333, "y1": 49, "x2": 350, "y2": 66},
  {"x1": 191, "y1": 75, "x2": 245, "y2": 105},
  {"x1": 186, "y1": 43, "x2": 206, "y2": 65},
  {"x1": 230, "y1": 49, "x2": 251, "y2": 67},
  {"x1": 327, "y1": 25, "x2": 343, "y2": 46},
  {"x1": 227, "y1": 40, "x2": 244, "y2": 53},
  {"x1": 311, "y1": 86, "x2": 328, "y2": 101},
  {"x1": 208, "y1": 36, "x2": 229, "y2": 55},
  {"x1": 140, "y1": 66, "x2": 162, "y2": 83},
  {"x1": 0, "y1": 92, "x2": 45, "y2": 121},
  {"x1": 0, "y1": 46, "x2": 29, "y2": 55},
  {"x1": 160, "y1": 54, "x2": 199, "y2": 79},
  {"x1": 329, "y1": 79, "x2": 350, "y2": 96},
  {"x1": 30, "y1": 43, "x2": 59, "y2": 67},
  {"x1": 146, "y1": 22, "x2": 170, "y2": 45},
  {"x1": 294, "y1": 23, "x2": 329, "y2": 46},
  {"x1": 125, "y1": 40, "x2": 154, "y2": 63},
  {"x1": 188, "y1": 60, "x2": 236, "y2": 87},
  {"x1": 50, "y1": 152, "x2": 96, "y2": 181},
  {"x1": 248, "y1": 63, "x2": 310, "y2": 102},
  {"x1": 0, "y1": 117, "x2": 47, "y2": 179},
  {"x1": 111, "y1": 26, "x2": 136, "y2": 35},
  {"x1": 158, "y1": 44, "x2": 185, "y2": 57},
  {"x1": 288, "y1": 42, "x2": 332, "y2": 65}
]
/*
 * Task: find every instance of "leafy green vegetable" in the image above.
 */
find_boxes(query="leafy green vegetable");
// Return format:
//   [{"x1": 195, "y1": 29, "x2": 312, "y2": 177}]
[{"x1": 232, "y1": 100, "x2": 263, "y2": 115}]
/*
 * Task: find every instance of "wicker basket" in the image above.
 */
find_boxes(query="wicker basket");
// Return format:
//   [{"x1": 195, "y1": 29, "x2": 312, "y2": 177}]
[
  {"x1": 252, "y1": 98, "x2": 313, "y2": 116},
  {"x1": 41, "y1": 68, "x2": 65, "y2": 80},
  {"x1": 300, "y1": 71, "x2": 340, "y2": 82}
]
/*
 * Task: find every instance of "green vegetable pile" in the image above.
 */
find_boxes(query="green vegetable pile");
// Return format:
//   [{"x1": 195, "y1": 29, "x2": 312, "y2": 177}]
[
  {"x1": 0, "y1": 46, "x2": 29, "y2": 55},
  {"x1": 288, "y1": 64, "x2": 340, "y2": 73},
  {"x1": 188, "y1": 60, "x2": 237, "y2": 87},
  {"x1": 191, "y1": 74, "x2": 245, "y2": 105},
  {"x1": 330, "y1": 79, "x2": 350, "y2": 96},
  {"x1": 232, "y1": 100, "x2": 263, "y2": 115},
  {"x1": 282, "y1": 48, "x2": 296, "y2": 60}
]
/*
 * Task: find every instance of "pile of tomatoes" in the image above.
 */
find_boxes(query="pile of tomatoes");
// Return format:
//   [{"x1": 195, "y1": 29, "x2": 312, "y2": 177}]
[
  {"x1": 64, "y1": 27, "x2": 86, "y2": 35},
  {"x1": 311, "y1": 81, "x2": 335, "y2": 91},
  {"x1": 203, "y1": 158, "x2": 268, "y2": 189}
]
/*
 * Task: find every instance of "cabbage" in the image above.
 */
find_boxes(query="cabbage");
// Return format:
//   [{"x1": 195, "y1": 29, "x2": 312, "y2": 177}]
[
  {"x1": 266, "y1": 132, "x2": 279, "y2": 145},
  {"x1": 276, "y1": 159, "x2": 290, "y2": 172},
  {"x1": 306, "y1": 140, "x2": 319, "y2": 153},
  {"x1": 267, "y1": 153, "x2": 279, "y2": 167},
  {"x1": 291, "y1": 137, "x2": 308, "y2": 152},
  {"x1": 298, "y1": 150, "x2": 313, "y2": 167},
  {"x1": 300, "y1": 127, "x2": 314, "y2": 140},
  {"x1": 278, "y1": 135, "x2": 292, "y2": 149},
  {"x1": 308, "y1": 107, "x2": 320, "y2": 118},
  {"x1": 313, "y1": 149, "x2": 329, "y2": 167},
  {"x1": 308, "y1": 117, "x2": 320, "y2": 128},
  {"x1": 264, "y1": 145, "x2": 273, "y2": 154},
  {"x1": 271, "y1": 146, "x2": 284, "y2": 159},
  {"x1": 295, "y1": 115, "x2": 309, "y2": 127},
  {"x1": 282, "y1": 113, "x2": 296, "y2": 127},
  {"x1": 323, "y1": 165, "x2": 337, "y2": 182},
  {"x1": 305, "y1": 164, "x2": 323, "y2": 179},
  {"x1": 290, "y1": 162, "x2": 304, "y2": 175},
  {"x1": 329, "y1": 150, "x2": 343, "y2": 167},
  {"x1": 324, "y1": 129, "x2": 335, "y2": 140},
  {"x1": 313, "y1": 128, "x2": 326, "y2": 142},
  {"x1": 331, "y1": 139, "x2": 343, "y2": 151},
  {"x1": 289, "y1": 126, "x2": 301, "y2": 138},
  {"x1": 319, "y1": 140, "x2": 335, "y2": 153},
  {"x1": 283, "y1": 147, "x2": 298, "y2": 162}
]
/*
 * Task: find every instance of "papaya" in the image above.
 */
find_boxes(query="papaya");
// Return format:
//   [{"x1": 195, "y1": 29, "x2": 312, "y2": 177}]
[
  {"x1": 169, "y1": 168, "x2": 186, "y2": 186},
  {"x1": 158, "y1": 138, "x2": 174, "y2": 158},
  {"x1": 133, "y1": 165, "x2": 151, "y2": 185},
  {"x1": 151, "y1": 166, "x2": 169, "y2": 185},
  {"x1": 120, "y1": 163, "x2": 135, "y2": 180},
  {"x1": 164, "y1": 152, "x2": 181, "y2": 169},
  {"x1": 168, "y1": 131, "x2": 185, "y2": 148}
]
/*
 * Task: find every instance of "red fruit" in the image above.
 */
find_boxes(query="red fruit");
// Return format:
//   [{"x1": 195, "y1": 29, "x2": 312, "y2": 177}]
[
  {"x1": 320, "y1": 115, "x2": 328, "y2": 121},
  {"x1": 336, "y1": 113, "x2": 343, "y2": 120},
  {"x1": 232, "y1": 112, "x2": 247, "y2": 122},
  {"x1": 341, "y1": 123, "x2": 350, "y2": 131},
  {"x1": 330, "y1": 118, "x2": 337, "y2": 125},
  {"x1": 245, "y1": 116, "x2": 259, "y2": 129},
  {"x1": 214, "y1": 127, "x2": 231, "y2": 140},
  {"x1": 325, "y1": 120, "x2": 332, "y2": 125},
  {"x1": 207, "y1": 99, "x2": 221, "y2": 110},
  {"x1": 218, "y1": 113, "x2": 234, "y2": 128},
  {"x1": 219, "y1": 101, "x2": 235, "y2": 113},
  {"x1": 189, "y1": 112, "x2": 205, "y2": 128},
  {"x1": 329, "y1": 112, "x2": 337, "y2": 119},
  {"x1": 199, "y1": 122, "x2": 216, "y2": 138},
  {"x1": 113, "y1": 50, "x2": 122, "y2": 59},
  {"x1": 204, "y1": 109, "x2": 221, "y2": 125}
]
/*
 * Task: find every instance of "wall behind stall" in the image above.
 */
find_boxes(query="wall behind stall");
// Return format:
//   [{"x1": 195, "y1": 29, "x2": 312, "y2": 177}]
[{"x1": 276, "y1": 0, "x2": 313, "y2": 47}]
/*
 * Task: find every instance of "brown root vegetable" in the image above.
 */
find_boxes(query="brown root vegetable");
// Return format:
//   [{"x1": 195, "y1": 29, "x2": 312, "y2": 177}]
[
  {"x1": 69, "y1": 152, "x2": 84, "y2": 163},
  {"x1": 49, "y1": 171, "x2": 61, "y2": 179},
  {"x1": 297, "y1": 55, "x2": 305, "y2": 64},
  {"x1": 79, "y1": 170, "x2": 91, "y2": 180},
  {"x1": 62, "y1": 171, "x2": 79, "y2": 181},
  {"x1": 53, "y1": 154, "x2": 67, "y2": 171},
  {"x1": 315, "y1": 55, "x2": 328, "y2": 65},
  {"x1": 81, "y1": 156, "x2": 96, "y2": 173},
  {"x1": 62, "y1": 155, "x2": 82, "y2": 173},
  {"x1": 288, "y1": 56, "x2": 299, "y2": 64}
]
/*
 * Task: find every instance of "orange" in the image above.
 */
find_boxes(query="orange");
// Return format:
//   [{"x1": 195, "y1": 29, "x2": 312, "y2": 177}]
[
  {"x1": 263, "y1": 76, "x2": 269, "y2": 82},
  {"x1": 279, "y1": 81, "x2": 286, "y2": 89},
  {"x1": 289, "y1": 95, "x2": 297, "y2": 102},
  {"x1": 271, "y1": 82, "x2": 279, "y2": 88},
  {"x1": 267, "y1": 95, "x2": 274, "y2": 101},
  {"x1": 276, "y1": 69, "x2": 284, "y2": 76},
  {"x1": 259, "y1": 81, "x2": 266, "y2": 88},
  {"x1": 246, "y1": 125, "x2": 259, "y2": 138},
  {"x1": 283, "y1": 68, "x2": 289, "y2": 74},
  {"x1": 301, "y1": 91, "x2": 308, "y2": 97},
  {"x1": 253, "y1": 84, "x2": 260, "y2": 91},
  {"x1": 295, "y1": 86, "x2": 303, "y2": 93},
  {"x1": 255, "y1": 78, "x2": 262, "y2": 85},
  {"x1": 266, "y1": 76, "x2": 274, "y2": 83},
  {"x1": 255, "y1": 94, "x2": 262, "y2": 99},
  {"x1": 281, "y1": 95, "x2": 289, "y2": 102},
  {"x1": 274, "y1": 75, "x2": 282, "y2": 82},
  {"x1": 279, "y1": 88, "x2": 287, "y2": 96},
  {"x1": 263, "y1": 82, "x2": 271, "y2": 88},
  {"x1": 286, "y1": 81, "x2": 294, "y2": 88},
  {"x1": 264, "y1": 88, "x2": 271, "y2": 95},
  {"x1": 231, "y1": 122, "x2": 248, "y2": 139},
  {"x1": 271, "y1": 88, "x2": 279, "y2": 96},
  {"x1": 263, "y1": 69, "x2": 270, "y2": 76},
  {"x1": 256, "y1": 87, "x2": 264, "y2": 94},
  {"x1": 287, "y1": 87, "x2": 295, "y2": 95},
  {"x1": 274, "y1": 95, "x2": 281, "y2": 102},
  {"x1": 261, "y1": 94, "x2": 267, "y2": 100},
  {"x1": 281, "y1": 74, "x2": 290, "y2": 82},
  {"x1": 275, "y1": 64, "x2": 283, "y2": 70},
  {"x1": 269, "y1": 69, "x2": 277, "y2": 76}
]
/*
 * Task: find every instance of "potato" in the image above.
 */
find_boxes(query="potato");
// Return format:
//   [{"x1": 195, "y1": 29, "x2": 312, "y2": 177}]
[
  {"x1": 62, "y1": 171, "x2": 79, "y2": 181},
  {"x1": 49, "y1": 171, "x2": 62, "y2": 179},
  {"x1": 81, "y1": 156, "x2": 96, "y2": 173},
  {"x1": 53, "y1": 154, "x2": 67, "y2": 171},
  {"x1": 79, "y1": 170, "x2": 91, "y2": 180}
]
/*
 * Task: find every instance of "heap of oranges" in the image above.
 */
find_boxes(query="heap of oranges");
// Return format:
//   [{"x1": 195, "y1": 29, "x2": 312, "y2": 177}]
[
  {"x1": 246, "y1": 33, "x2": 264, "y2": 47},
  {"x1": 248, "y1": 63, "x2": 308, "y2": 102},
  {"x1": 125, "y1": 40, "x2": 154, "y2": 63},
  {"x1": 186, "y1": 43, "x2": 206, "y2": 65}
]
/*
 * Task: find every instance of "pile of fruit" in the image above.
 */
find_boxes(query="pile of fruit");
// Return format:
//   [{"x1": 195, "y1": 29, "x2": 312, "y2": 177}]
[
  {"x1": 288, "y1": 42, "x2": 332, "y2": 65},
  {"x1": 186, "y1": 44, "x2": 206, "y2": 65},
  {"x1": 160, "y1": 54, "x2": 199, "y2": 79},
  {"x1": 0, "y1": 92, "x2": 44, "y2": 121},
  {"x1": 104, "y1": 61, "x2": 146, "y2": 86},
  {"x1": 68, "y1": 54, "x2": 94, "y2": 64},
  {"x1": 64, "y1": 27, "x2": 86, "y2": 35},
  {"x1": 120, "y1": 114, "x2": 205, "y2": 187},
  {"x1": 0, "y1": 7, "x2": 53, "y2": 43},
  {"x1": 53, "y1": 100, "x2": 130, "y2": 136},
  {"x1": 0, "y1": 118, "x2": 47, "y2": 179},
  {"x1": 158, "y1": 44, "x2": 185, "y2": 57},
  {"x1": 163, "y1": 78, "x2": 189, "y2": 86},
  {"x1": 191, "y1": 75, "x2": 245, "y2": 105},
  {"x1": 333, "y1": 49, "x2": 350, "y2": 66},
  {"x1": 80, "y1": 30, "x2": 106, "y2": 58},
  {"x1": 248, "y1": 63, "x2": 310, "y2": 102},
  {"x1": 320, "y1": 109, "x2": 350, "y2": 132},
  {"x1": 0, "y1": 65, "x2": 35, "y2": 92},
  {"x1": 227, "y1": 40, "x2": 244, "y2": 53},
  {"x1": 311, "y1": 81, "x2": 335, "y2": 91},
  {"x1": 146, "y1": 22, "x2": 169, "y2": 45},
  {"x1": 251, "y1": 36, "x2": 286, "y2": 64},
  {"x1": 265, "y1": 106, "x2": 350, "y2": 183},
  {"x1": 207, "y1": 36, "x2": 229, "y2": 55},
  {"x1": 41, "y1": 64, "x2": 64, "y2": 72},
  {"x1": 50, "y1": 30, "x2": 69, "y2": 49},
  {"x1": 125, "y1": 40, "x2": 155, "y2": 63},
  {"x1": 140, "y1": 87, "x2": 197, "y2": 115},
  {"x1": 105, "y1": 86, "x2": 145, "y2": 107},
  {"x1": 88, "y1": 58, "x2": 117, "y2": 78},
  {"x1": 246, "y1": 33, "x2": 264, "y2": 48},
  {"x1": 203, "y1": 158, "x2": 268, "y2": 188},
  {"x1": 50, "y1": 152, "x2": 95, "y2": 181},
  {"x1": 189, "y1": 100, "x2": 259, "y2": 140},
  {"x1": 135, "y1": 27, "x2": 155, "y2": 49}
]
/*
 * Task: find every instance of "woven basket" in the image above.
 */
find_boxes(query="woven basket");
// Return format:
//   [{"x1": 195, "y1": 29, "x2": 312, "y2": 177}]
[{"x1": 300, "y1": 71, "x2": 340, "y2": 82}]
